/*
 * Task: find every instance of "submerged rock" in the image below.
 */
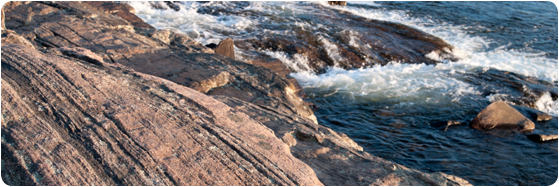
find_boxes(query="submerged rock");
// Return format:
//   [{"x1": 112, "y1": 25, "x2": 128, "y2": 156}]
[
  {"x1": 432, "y1": 120, "x2": 464, "y2": 132},
  {"x1": 470, "y1": 101, "x2": 535, "y2": 132}
]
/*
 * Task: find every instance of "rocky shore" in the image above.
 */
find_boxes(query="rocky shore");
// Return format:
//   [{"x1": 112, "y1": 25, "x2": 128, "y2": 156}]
[{"x1": 0, "y1": 1, "x2": 477, "y2": 185}]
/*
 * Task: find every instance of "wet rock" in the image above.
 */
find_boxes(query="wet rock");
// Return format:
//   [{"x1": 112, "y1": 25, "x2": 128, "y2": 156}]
[
  {"x1": 457, "y1": 68, "x2": 557, "y2": 110},
  {"x1": 526, "y1": 134, "x2": 558, "y2": 142},
  {"x1": 470, "y1": 101, "x2": 535, "y2": 132},
  {"x1": 247, "y1": 58, "x2": 305, "y2": 96},
  {"x1": 432, "y1": 120, "x2": 464, "y2": 132},
  {"x1": 214, "y1": 38, "x2": 235, "y2": 59},
  {"x1": 537, "y1": 113, "x2": 553, "y2": 122},
  {"x1": 1, "y1": 44, "x2": 323, "y2": 186},
  {"x1": 328, "y1": 1, "x2": 347, "y2": 6},
  {"x1": 214, "y1": 95, "x2": 472, "y2": 186},
  {"x1": 234, "y1": 3, "x2": 456, "y2": 73}
]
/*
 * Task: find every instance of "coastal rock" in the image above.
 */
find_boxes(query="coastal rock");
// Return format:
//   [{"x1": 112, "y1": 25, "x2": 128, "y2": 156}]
[
  {"x1": 58, "y1": 47, "x2": 105, "y2": 64},
  {"x1": 214, "y1": 38, "x2": 236, "y2": 59},
  {"x1": 234, "y1": 3, "x2": 457, "y2": 73},
  {"x1": 458, "y1": 68, "x2": 557, "y2": 110},
  {"x1": 327, "y1": 1, "x2": 347, "y2": 6},
  {"x1": 2, "y1": 1, "x2": 316, "y2": 124},
  {"x1": 215, "y1": 96, "x2": 472, "y2": 186},
  {"x1": 537, "y1": 113, "x2": 553, "y2": 122},
  {"x1": 470, "y1": 101, "x2": 535, "y2": 132},
  {"x1": 83, "y1": 1, "x2": 154, "y2": 32},
  {"x1": 1, "y1": 30, "x2": 34, "y2": 49},
  {"x1": 1, "y1": 44, "x2": 322, "y2": 186},
  {"x1": 432, "y1": 120, "x2": 464, "y2": 132},
  {"x1": 1, "y1": 2, "x2": 472, "y2": 186},
  {"x1": 526, "y1": 134, "x2": 558, "y2": 142}
]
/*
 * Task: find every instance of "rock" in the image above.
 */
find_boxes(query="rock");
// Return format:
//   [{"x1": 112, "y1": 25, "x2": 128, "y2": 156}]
[
  {"x1": 1, "y1": 30, "x2": 34, "y2": 49},
  {"x1": 537, "y1": 113, "x2": 553, "y2": 122},
  {"x1": 215, "y1": 38, "x2": 235, "y2": 59},
  {"x1": 470, "y1": 101, "x2": 535, "y2": 132},
  {"x1": 2, "y1": 1, "x2": 315, "y2": 124},
  {"x1": 328, "y1": 1, "x2": 347, "y2": 6},
  {"x1": 83, "y1": 1, "x2": 155, "y2": 31},
  {"x1": 1, "y1": 2, "x2": 472, "y2": 186},
  {"x1": 165, "y1": 1, "x2": 181, "y2": 11},
  {"x1": 234, "y1": 4, "x2": 456, "y2": 73},
  {"x1": 58, "y1": 47, "x2": 105, "y2": 64},
  {"x1": 432, "y1": 120, "x2": 464, "y2": 132},
  {"x1": 458, "y1": 68, "x2": 557, "y2": 110},
  {"x1": 214, "y1": 95, "x2": 472, "y2": 186},
  {"x1": 1, "y1": 44, "x2": 322, "y2": 186},
  {"x1": 526, "y1": 134, "x2": 558, "y2": 142}
]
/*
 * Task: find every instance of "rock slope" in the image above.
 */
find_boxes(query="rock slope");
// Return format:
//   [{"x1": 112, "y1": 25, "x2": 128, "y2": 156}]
[{"x1": 2, "y1": 1, "x2": 471, "y2": 186}]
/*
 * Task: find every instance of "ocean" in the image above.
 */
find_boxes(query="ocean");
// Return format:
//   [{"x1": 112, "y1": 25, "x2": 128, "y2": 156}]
[{"x1": 129, "y1": 1, "x2": 558, "y2": 185}]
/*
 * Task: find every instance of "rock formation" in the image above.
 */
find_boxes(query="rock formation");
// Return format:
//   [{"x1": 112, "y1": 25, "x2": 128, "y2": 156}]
[
  {"x1": 214, "y1": 38, "x2": 236, "y2": 59},
  {"x1": 1, "y1": 1, "x2": 472, "y2": 186},
  {"x1": 470, "y1": 101, "x2": 535, "y2": 132},
  {"x1": 1, "y1": 44, "x2": 322, "y2": 185}
]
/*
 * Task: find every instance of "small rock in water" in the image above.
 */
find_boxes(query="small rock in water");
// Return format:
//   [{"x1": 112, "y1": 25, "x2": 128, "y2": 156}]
[
  {"x1": 526, "y1": 134, "x2": 558, "y2": 142},
  {"x1": 470, "y1": 101, "x2": 535, "y2": 132},
  {"x1": 215, "y1": 38, "x2": 235, "y2": 59},
  {"x1": 431, "y1": 120, "x2": 464, "y2": 132},
  {"x1": 165, "y1": 1, "x2": 180, "y2": 11},
  {"x1": 328, "y1": 1, "x2": 347, "y2": 6},
  {"x1": 536, "y1": 112, "x2": 553, "y2": 122}
]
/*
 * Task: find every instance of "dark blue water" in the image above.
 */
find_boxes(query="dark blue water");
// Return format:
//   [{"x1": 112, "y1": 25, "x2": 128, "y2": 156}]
[
  {"x1": 379, "y1": 1, "x2": 558, "y2": 59},
  {"x1": 307, "y1": 2, "x2": 558, "y2": 185}
]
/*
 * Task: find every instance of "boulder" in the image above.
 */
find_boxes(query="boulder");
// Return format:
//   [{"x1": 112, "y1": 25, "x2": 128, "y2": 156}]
[
  {"x1": 1, "y1": 44, "x2": 323, "y2": 186},
  {"x1": 526, "y1": 134, "x2": 558, "y2": 142},
  {"x1": 215, "y1": 38, "x2": 235, "y2": 59},
  {"x1": 470, "y1": 101, "x2": 535, "y2": 132}
]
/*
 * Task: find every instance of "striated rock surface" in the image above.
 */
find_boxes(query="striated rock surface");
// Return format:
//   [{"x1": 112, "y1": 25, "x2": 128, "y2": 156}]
[
  {"x1": 1, "y1": 44, "x2": 322, "y2": 186},
  {"x1": 470, "y1": 101, "x2": 535, "y2": 132},
  {"x1": 2, "y1": 1, "x2": 316, "y2": 124},
  {"x1": 1, "y1": 1, "x2": 472, "y2": 186}
]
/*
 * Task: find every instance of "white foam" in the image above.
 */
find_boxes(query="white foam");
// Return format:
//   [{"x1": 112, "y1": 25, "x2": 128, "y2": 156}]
[
  {"x1": 317, "y1": 35, "x2": 344, "y2": 67},
  {"x1": 291, "y1": 62, "x2": 481, "y2": 105},
  {"x1": 263, "y1": 50, "x2": 312, "y2": 72},
  {"x1": 325, "y1": 3, "x2": 558, "y2": 82},
  {"x1": 535, "y1": 92, "x2": 558, "y2": 116}
]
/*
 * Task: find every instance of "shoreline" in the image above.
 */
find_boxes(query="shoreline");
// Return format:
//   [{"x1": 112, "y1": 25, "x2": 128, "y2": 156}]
[{"x1": 1, "y1": 1, "x2": 479, "y2": 185}]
